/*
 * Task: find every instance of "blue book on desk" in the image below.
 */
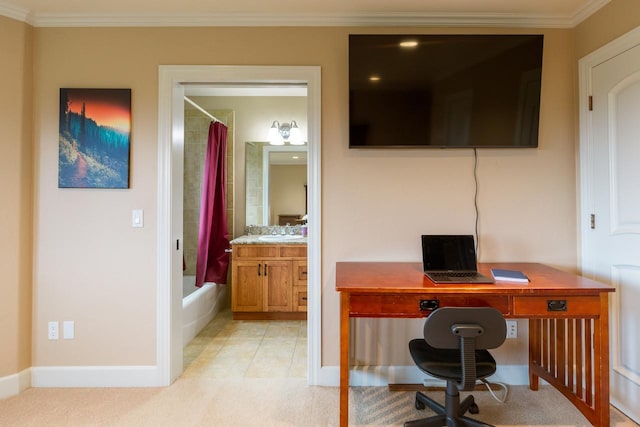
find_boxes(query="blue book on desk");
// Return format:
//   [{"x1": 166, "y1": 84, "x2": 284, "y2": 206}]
[{"x1": 491, "y1": 268, "x2": 529, "y2": 283}]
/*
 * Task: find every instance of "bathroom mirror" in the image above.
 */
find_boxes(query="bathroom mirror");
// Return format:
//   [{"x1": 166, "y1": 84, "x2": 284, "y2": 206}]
[{"x1": 245, "y1": 141, "x2": 307, "y2": 226}]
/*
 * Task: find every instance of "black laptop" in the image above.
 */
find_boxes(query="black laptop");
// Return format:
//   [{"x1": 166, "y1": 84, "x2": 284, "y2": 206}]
[{"x1": 421, "y1": 235, "x2": 494, "y2": 284}]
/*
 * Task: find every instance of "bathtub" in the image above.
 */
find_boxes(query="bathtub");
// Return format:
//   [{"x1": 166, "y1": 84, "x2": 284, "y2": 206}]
[{"x1": 182, "y1": 275, "x2": 227, "y2": 347}]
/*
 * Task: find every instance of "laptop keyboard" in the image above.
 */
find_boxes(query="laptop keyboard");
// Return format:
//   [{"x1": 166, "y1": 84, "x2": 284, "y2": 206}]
[{"x1": 431, "y1": 272, "x2": 477, "y2": 278}]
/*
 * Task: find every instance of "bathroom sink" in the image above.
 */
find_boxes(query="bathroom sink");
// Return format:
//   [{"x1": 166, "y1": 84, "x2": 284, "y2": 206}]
[{"x1": 258, "y1": 234, "x2": 304, "y2": 242}]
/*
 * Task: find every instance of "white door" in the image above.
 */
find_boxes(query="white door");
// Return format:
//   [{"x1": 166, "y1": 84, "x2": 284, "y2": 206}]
[{"x1": 585, "y1": 42, "x2": 640, "y2": 423}]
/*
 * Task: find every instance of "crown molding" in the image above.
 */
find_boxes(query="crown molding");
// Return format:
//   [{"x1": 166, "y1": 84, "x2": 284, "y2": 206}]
[
  {"x1": 30, "y1": 12, "x2": 576, "y2": 28},
  {"x1": 0, "y1": 1, "x2": 32, "y2": 24},
  {"x1": 571, "y1": 0, "x2": 610, "y2": 26},
  {"x1": 0, "y1": 0, "x2": 611, "y2": 29}
]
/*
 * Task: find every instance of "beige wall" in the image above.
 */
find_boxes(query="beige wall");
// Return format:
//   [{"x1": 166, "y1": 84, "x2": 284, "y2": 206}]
[
  {"x1": 0, "y1": 16, "x2": 33, "y2": 377},
  {"x1": 574, "y1": 0, "x2": 640, "y2": 59},
  {"x1": 3, "y1": 0, "x2": 637, "y2": 379},
  {"x1": 333, "y1": 28, "x2": 579, "y2": 365},
  {"x1": 29, "y1": 25, "x2": 577, "y2": 370}
]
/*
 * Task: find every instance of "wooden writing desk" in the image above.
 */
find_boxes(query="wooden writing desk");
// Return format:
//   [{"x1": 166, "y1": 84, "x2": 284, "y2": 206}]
[{"x1": 336, "y1": 262, "x2": 614, "y2": 426}]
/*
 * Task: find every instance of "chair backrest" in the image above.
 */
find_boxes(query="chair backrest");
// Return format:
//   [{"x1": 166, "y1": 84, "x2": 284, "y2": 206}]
[
  {"x1": 424, "y1": 307, "x2": 506, "y2": 350},
  {"x1": 423, "y1": 307, "x2": 506, "y2": 391}
]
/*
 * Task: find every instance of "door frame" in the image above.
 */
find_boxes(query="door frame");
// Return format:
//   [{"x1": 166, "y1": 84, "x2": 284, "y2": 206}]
[
  {"x1": 578, "y1": 26, "x2": 640, "y2": 423},
  {"x1": 157, "y1": 65, "x2": 322, "y2": 385}
]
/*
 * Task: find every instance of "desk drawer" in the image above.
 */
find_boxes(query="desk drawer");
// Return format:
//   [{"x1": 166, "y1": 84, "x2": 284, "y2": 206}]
[
  {"x1": 512, "y1": 296, "x2": 601, "y2": 318},
  {"x1": 349, "y1": 294, "x2": 511, "y2": 318}
]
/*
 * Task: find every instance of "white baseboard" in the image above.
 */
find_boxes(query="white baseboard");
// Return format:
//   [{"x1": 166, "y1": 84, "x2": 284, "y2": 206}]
[
  {"x1": 0, "y1": 368, "x2": 31, "y2": 399},
  {"x1": 316, "y1": 366, "x2": 340, "y2": 386},
  {"x1": 315, "y1": 364, "x2": 531, "y2": 387},
  {"x1": 31, "y1": 365, "x2": 163, "y2": 388},
  {"x1": 26, "y1": 363, "x2": 531, "y2": 390},
  {"x1": 611, "y1": 397, "x2": 640, "y2": 425}
]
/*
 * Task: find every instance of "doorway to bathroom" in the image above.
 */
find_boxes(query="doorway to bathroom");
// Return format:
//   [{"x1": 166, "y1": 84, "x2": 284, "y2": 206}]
[
  {"x1": 157, "y1": 65, "x2": 322, "y2": 386},
  {"x1": 181, "y1": 86, "x2": 309, "y2": 378}
]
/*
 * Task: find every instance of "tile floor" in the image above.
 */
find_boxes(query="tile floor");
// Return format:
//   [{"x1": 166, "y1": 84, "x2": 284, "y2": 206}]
[{"x1": 182, "y1": 309, "x2": 307, "y2": 379}]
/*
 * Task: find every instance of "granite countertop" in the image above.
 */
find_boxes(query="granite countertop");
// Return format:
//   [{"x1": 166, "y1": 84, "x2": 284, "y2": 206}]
[{"x1": 229, "y1": 235, "x2": 308, "y2": 245}]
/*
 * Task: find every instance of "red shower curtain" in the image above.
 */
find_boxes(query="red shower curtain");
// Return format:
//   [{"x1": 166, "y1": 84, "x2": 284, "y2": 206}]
[{"x1": 195, "y1": 121, "x2": 229, "y2": 287}]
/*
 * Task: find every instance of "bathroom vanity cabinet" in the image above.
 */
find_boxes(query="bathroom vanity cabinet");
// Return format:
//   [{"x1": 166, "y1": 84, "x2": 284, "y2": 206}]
[{"x1": 230, "y1": 243, "x2": 307, "y2": 320}]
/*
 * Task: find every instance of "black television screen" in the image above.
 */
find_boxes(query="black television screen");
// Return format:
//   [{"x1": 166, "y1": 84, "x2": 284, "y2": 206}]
[{"x1": 349, "y1": 34, "x2": 544, "y2": 148}]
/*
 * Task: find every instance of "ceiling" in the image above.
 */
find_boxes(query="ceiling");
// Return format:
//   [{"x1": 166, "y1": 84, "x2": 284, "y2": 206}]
[{"x1": 1, "y1": 0, "x2": 610, "y2": 28}]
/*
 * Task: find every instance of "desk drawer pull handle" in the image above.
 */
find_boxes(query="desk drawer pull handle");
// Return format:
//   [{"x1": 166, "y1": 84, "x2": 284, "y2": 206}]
[
  {"x1": 419, "y1": 299, "x2": 439, "y2": 311},
  {"x1": 547, "y1": 300, "x2": 567, "y2": 311}
]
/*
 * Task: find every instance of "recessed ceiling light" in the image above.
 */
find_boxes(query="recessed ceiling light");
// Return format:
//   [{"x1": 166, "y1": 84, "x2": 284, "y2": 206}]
[
  {"x1": 399, "y1": 40, "x2": 418, "y2": 48},
  {"x1": 369, "y1": 75, "x2": 381, "y2": 82},
  {"x1": 292, "y1": 156, "x2": 299, "y2": 159}
]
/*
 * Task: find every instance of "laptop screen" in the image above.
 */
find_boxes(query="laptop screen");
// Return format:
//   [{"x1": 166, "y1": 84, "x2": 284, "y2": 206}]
[{"x1": 422, "y1": 235, "x2": 478, "y2": 271}]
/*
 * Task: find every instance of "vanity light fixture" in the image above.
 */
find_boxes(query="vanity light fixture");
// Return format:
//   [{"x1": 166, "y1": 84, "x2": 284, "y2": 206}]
[{"x1": 268, "y1": 120, "x2": 304, "y2": 145}]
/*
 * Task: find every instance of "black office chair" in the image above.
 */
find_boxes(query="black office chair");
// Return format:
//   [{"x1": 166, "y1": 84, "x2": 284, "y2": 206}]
[{"x1": 405, "y1": 307, "x2": 507, "y2": 427}]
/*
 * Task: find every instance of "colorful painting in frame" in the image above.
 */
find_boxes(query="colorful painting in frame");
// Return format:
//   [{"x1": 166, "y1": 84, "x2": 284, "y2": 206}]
[{"x1": 58, "y1": 88, "x2": 131, "y2": 189}]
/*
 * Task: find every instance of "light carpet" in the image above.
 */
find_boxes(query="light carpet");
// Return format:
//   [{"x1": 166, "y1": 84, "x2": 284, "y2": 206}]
[{"x1": 0, "y1": 378, "x2": 636, "y2": 426}]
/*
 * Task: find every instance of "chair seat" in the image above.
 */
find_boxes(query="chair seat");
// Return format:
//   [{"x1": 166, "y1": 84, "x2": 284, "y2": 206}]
[{"x1": 409, "y1": 338, "x2": 497, "y2": 381}]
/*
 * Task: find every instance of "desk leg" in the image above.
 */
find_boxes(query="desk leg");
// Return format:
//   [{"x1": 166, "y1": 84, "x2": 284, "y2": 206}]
[
  {"x1": 528, "y1": 319, "x2": 540, "y2": 391},
  {"x1": 340, "y1": 292, "x2": 349, "y2": 427},
  {"x1": 593, "y1": 293, "x2": 610, "y2": 427}
]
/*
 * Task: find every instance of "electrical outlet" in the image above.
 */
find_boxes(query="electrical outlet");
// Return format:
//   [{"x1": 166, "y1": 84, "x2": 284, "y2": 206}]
[
  {"x1": 506, "y1": 320, "x2": 517, "y2": 339},
  {"x1": 48, "y1": 321, "x2": 59, "y2": 340}
]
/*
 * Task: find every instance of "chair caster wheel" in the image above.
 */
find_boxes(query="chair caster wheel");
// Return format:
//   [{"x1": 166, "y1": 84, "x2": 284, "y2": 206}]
[
  {"x1": 469, "y1": 403, "x2": 479, "y2": 414},
  {"x1": 415, "y1": 399, "x2": 426, "y2": 410}
]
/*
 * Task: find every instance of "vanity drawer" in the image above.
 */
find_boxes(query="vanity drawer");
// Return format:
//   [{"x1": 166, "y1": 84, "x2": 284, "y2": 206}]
[
  {"x1": 233, "y1": 244, "x2": 306, "y2": 260},
  {"x1": 512, "y1": 296, "x2": 601, "y2": 318},
  {"x1": 234, "y1": 245, "x2": 278, "y2": 259},
  {"x1": 293, "y1": 261, "x2": 308, "y2": 283},
  {"x1": 280, "y1": 246, "x2": 307, "y2": 258},
  {"x1": 295, "y1": 287, "x2": 308, "y2": 311}
]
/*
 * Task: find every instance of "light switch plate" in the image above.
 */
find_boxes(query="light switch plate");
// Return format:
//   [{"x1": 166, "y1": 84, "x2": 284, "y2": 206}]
[
  {"x1": 63, "y1": 320, "x2": 75, "y2": 339},
  {"x1": 132, "y1": 209, "x2": 144, "y2": 228}
]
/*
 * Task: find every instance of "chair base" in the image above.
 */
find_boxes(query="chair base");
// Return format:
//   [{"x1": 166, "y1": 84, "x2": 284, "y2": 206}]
[{"x1": 404, "y1": 382, "x2": 494, "y2": 427}]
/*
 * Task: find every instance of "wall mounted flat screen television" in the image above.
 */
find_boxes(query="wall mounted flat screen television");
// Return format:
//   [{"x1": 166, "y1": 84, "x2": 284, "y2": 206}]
[{"x1": 349, "y1": 34, "x2": 544, "y2": 148}]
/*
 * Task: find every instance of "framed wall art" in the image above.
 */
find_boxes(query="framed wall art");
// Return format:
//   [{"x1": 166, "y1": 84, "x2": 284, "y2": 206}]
[{"x1": 58, "y1": 88, "x2": 131, "y2": 189}]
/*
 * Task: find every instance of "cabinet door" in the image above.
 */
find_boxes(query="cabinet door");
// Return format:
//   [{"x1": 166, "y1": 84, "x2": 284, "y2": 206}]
[
  {"x1": 232, "y1": 260, "x2": 263, "y2": 312},
  {"x1": 264, "y1": 260, "x2": 293, "y2": 311}
]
